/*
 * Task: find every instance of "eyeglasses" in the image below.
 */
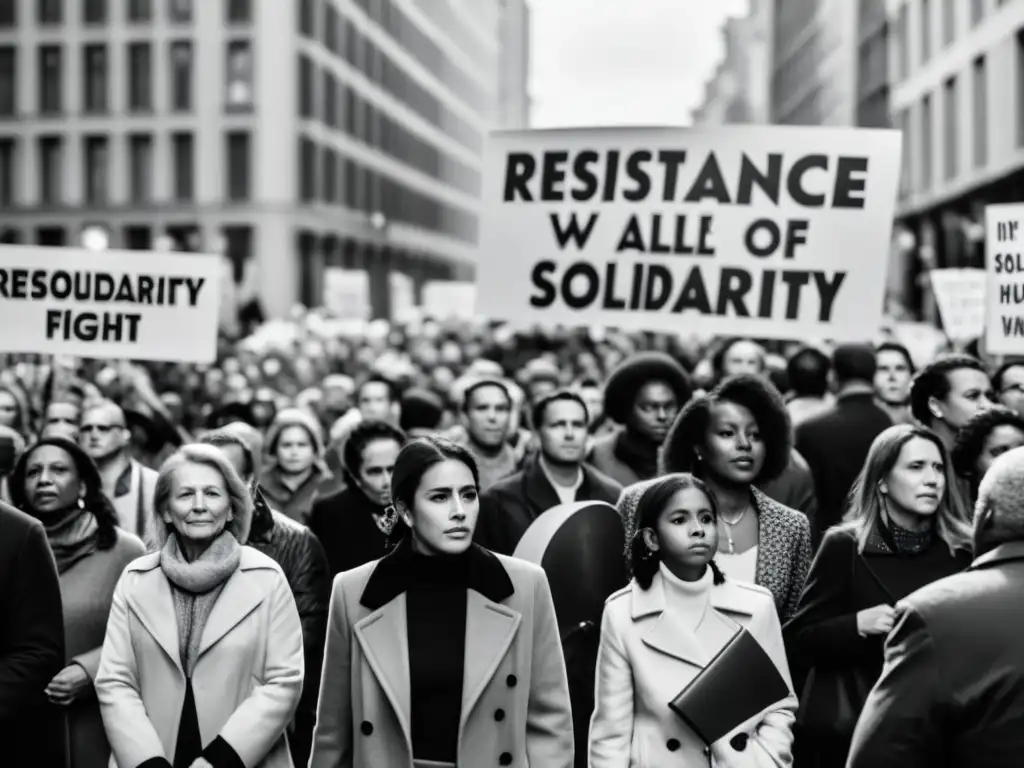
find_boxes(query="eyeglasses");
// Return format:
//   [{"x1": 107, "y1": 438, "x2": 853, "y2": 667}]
[{"x1": 79, "y1": 424, "x2": 126, "y2": 435}]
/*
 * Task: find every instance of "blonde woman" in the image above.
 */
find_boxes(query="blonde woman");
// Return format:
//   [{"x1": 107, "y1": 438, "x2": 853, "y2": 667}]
[{"x1": 95, "y1": 444, "x2": 304, "y2": 768}]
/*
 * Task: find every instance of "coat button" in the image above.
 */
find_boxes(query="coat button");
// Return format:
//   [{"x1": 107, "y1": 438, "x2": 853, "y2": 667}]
[
  {"x1": 506, "y1": 674, "x2": 517, "y2": 687},
  {"x1": 360, "y1": 720, "x2": 373, "y2": 735},
  {"x1": 499, "y1": 752, "x2": 513, "y2": 765},
  {"x1": 494, "y1": 708, "x2": 506, "y2": 721},
  {"x1": 666, "y1": 738, "x2": 681, "y2": 751},
  {"x1": 730, "y1": 733, "x2": 749, "y2": 751}
]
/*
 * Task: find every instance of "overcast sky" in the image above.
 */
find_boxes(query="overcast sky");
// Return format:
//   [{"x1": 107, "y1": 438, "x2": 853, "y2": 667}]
[{"x1": 528, "y1": 0, "x2": 749, "y2": 129}]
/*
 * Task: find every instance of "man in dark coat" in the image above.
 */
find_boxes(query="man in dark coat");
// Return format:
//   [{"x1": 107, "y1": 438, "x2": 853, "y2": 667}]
[
  {"x1": 0, "y1": 500, "x2": 67, "y2": 767},
  {"x1": 848, "y1": 445, "x2": 1024, "y2": 768},
  {"x1": 796, "y1": 343, "x2": 893, "y2": 543}
]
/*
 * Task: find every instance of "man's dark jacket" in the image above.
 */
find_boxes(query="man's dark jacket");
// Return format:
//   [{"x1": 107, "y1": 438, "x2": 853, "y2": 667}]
[
  {"x1": 796, "y1": 390, "x2": 893, "y2": 543},
  {"x1": 849, "y1": 541, "x2": 1024, "y2": 768},
  {"x1": 0, "y1": 501, "x2": 67, "y2": 767},
  {"x1": 248, "y1": 489, "x2": 330, "y2": 768},
  {"x1": 473, "y1": 456, "x2": 624, "y2": 556}
]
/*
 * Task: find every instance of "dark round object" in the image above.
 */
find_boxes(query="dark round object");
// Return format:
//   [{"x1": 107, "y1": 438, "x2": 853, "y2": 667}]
[
  {"x1": 494, "y1": 708, "x2": 506, "y2": 722},
  {"x1": 499, "y1": 752, "x2": 512, "y2": 766},
  {"x1": 666, "y1": 738, "x2": 681, "y2": 751},
  {"x1": 360, "y1": 720, "x2": 373, "y2": 736},
  {"x1": 506, "y1": 674, "x2": 517, "y2": 688},
  {"x1": 730, "y1": 732, "x2": 749, "y2": 751}
]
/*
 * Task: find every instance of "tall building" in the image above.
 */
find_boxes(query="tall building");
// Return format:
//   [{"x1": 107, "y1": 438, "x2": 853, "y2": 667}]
[
  {"x1": 888, "y1": 0, "x2": 1024, "y2": 319},
  {"x1": 0, "y1": 0, "x2": 525, "y2": 319},
  {"x1": 498, "y1": 0, "x2": 530, "y2": 129}
]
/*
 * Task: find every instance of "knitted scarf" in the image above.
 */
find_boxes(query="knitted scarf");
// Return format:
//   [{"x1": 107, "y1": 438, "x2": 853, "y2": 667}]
[
  {"x1": 43, "y1": 506, "x2": 100, "y2": 574},
  {"x1": 160, "y1": 530, "x2": 241, "y2": 677}
]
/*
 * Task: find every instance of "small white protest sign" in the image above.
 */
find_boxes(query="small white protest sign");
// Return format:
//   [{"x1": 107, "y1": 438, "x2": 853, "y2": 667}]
[
  {"x1": 930, "y1": 268, "x2": 986, "y2": 343},
  {"x1": 477, "y1": 125, "x2": 902, "y2": 341},
  {"x1": 985, "y1": 203, "x2": 1024, "y2": 355},
  {"x1": 322, "y1": 268, "x2": 371, "y2": 320},
  {"x1": 0, "y1": 245, "x2": 221, "y2": 363},
  {"x1": 423, "y1": 281, "x2": 478, "y2": 320}
]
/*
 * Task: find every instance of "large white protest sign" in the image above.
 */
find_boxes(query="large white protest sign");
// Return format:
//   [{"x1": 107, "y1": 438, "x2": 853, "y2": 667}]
[
  {"x1": 477, "y1": 126, "x2": 902, "y2": 341},
  {"x1": 323, "y1": 268, "x2": 371, "y2": 320},
  {"x1": 930, "y1": 268, "x2": 986, "y2": 343},
  {"x1": 0, "y1": 245, "x2": 221, "y2": 363},
  {"x1": 986, "y1": 203, "x2": 1024, "y2": 355}
]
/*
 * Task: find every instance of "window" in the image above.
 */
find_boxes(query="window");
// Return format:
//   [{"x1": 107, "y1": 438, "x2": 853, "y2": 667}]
[
  {"x1": 0, "y1": 47, "x2": 15, "y2": 116},
  {"x1": 325, "y1": 4, "x2": 339, "y2": 53},
  {"x1": 323, "y1": 148, "x2": 337, "y2": 202},
  {"x1": 300, "y1": 0, "x2": 315, "y2": 37},
  {"x1": 299, "y1": 137, "x2": 317, "y2": 202},
  {"x1": 83, "y1": 0, "x2": 105, "y2": 24},
  {"x1": 897, "y1": 3, "x2": 909, "y2": 80},
  {"x1": 298, "y1": 55, "x2": 314, "y2": 118},
  {"x1": 971, "y1": 0, "x2": 984, "y2": 26},
  {"x1": 39, "y1": 0, "x2": 62, "y2": 24},
  {"x1": 225, "y1": 131, "x2": 250, "y2": 201},
  {"x1": 943, "y1": 76, "x2": 957, "y2": 180},
  {"x1": 0, "y1": 0, "x2": 14, "y2": 26},
  {"x1": 920, "y1": 0, "x2": 931, "y2": 63},
  {"x1": 172, "y1": 132, "x2": 194, "y2": 200},
  {"x1": 128, "y1": 0, "x2": 151, "y2": 21},
  {"x1": 324, "y1": 69, "x2": 337, "y2": 127},
  {"x1": 225, "y1": 41, "x2": 253, "y2": 110},
  {"x1": 974, "y1": 55, "x2": 987, "y2": 167},
  {"x1": 0, "y1": 138, "x2": 14, "y2": 206},
  {"x1": 39, "y1": 136, "x2": 61, "y2": 204},
  {"x1": 941, "y1": 0, "x2": 954, "y2": 46},
  {"x1": 36, "y1": 227, "x2": 66, "y2": 246},
  {"x1": 82, "y1": 44, "x2": 108, "y2": 114},
  {"x1": 170, "y1": 42, "x2": 192, "y2": 111},
  {"x1": 127, "y1": 43, "x2": 152, "y2": 111},
  {"x1": 38, "y1": 46, "x2": 62, "y2": 114},
  {"x1": 169, "y1": 0, "x2": 191, "y2": 23},
  {"x1": 921, "y1": 94, "x2": 932, "y2": 190},
  {"x1": 83, "y1": 135, "x2": 108, "y2": 204},
  {"x1": 226, "y1": 0, "x2": 250, "y2": 23},
  {"x1": 128, "y1": 133, "x2": 152, "y2": 201}
]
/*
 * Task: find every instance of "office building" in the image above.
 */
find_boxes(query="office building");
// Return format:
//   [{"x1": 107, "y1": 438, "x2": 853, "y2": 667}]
[
  {"x1": 0, "y1": 0, "x2": 526, "y2": 319},
  {"x1": 498, "y1": 0, "x2": 530, "y2": 129}
]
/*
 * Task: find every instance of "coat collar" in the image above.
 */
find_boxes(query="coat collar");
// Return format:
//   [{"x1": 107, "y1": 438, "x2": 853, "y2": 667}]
[
  {"x1": 970, "y1": 540, "x2": 1024, "y2": 571},
  {"x1": 359, "y1": 537, "x2": 514, "y2": 610},
  {"x1": 123, "y1": 547, "x2": 277, "y2": 676},
  {"x1": 523, "y1": 455, "x2": 563, "y2": 517}
]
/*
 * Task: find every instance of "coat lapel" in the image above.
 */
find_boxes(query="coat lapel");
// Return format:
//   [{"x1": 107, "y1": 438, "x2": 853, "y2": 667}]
[
  {"x1": 354, "y1": 596, "x2": 413, "y2": 750},
  {"x1": 632, "y1": 576, "x2": 707, "y2": 668},
  {"x1": 197, "y1": 565, "x2": 267, "y2": 657},
  {"x1": 125, "y1": 567, "x2": 183, "y2": 674},
  {"x1": 460, "y1": 590, "x2": 522, "y2": 729},
  {"x1": 523, "y1": 458, "x2": 562, "y2": 520}
]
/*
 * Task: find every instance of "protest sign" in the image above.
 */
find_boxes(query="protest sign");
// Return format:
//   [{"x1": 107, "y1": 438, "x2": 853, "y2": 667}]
[
  {"x1": 0, "y1": 245, "x2": 221, "y2": 363},
  {"x1": 422, "y1": 281, "x2": 478, "y2": 320},
  {"x1": 477, "y1": 126, "x2": 902, "y2": 341},
  {"x1": 323, "y1": 268, "x2": 371, "y2": 320},
  {"x1": 930, "y1": 268, "x2": 986, "y2": 344},
  {"x1": 986, "y1": 203, "x2": 1024, "y2": 355}
]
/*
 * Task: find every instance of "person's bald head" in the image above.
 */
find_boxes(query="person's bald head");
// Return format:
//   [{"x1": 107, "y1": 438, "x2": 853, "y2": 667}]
[{"x1": 975, "y1": 445, "x2": 1024, "y2": 555}]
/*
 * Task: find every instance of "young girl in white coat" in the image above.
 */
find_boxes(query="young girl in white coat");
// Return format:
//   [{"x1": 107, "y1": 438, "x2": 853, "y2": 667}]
[{"x1": 589, "y1": 473, "x2": 797, "y2": 768}]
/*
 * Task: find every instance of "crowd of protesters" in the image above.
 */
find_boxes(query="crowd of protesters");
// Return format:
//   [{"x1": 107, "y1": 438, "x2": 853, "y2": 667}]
[{"x1": 2, "y1": 307, "x2": 1024, "y2": 768}]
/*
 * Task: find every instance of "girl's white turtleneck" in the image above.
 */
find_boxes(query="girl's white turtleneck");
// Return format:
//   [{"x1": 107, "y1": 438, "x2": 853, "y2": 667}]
[{"x1": 658, "y1": 561, "x2": 736, "y2": 660}]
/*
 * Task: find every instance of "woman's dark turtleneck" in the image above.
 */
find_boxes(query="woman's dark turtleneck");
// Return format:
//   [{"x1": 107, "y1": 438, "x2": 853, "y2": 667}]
[
  {"x1": 406, "y1": 547, "x2": 472, "y2": 763},
  {"x1": 309, "y1": 484, "x2": 390, "y2": 577}
]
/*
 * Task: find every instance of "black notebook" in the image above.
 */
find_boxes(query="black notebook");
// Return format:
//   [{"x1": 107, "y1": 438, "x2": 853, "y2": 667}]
[{"x1": 668, "y1": 626, "x2": 791, "y2": 746}]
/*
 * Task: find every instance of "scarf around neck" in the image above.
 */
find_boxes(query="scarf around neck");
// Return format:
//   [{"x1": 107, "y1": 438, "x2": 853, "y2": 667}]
[
  {"x1": 43, "y1": 506, "x2": 100, "y2": 574},
  {"x1": 161, "y1": 530, "x2": 241, "y2": 676}
]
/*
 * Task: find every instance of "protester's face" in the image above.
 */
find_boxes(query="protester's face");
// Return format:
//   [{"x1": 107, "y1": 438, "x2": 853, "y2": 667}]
[
  {"x1": 538, "y1": 399, "x2": 588, "y2": 465},
  {"x1": 163, "y1": 461, "x2": 233, "y2": 544},
  {"x1": 976, "y1": 425, "x2": 1024, "y2": 480},
  {"x1": 884, "y1": 437, "x2": 945, "y2": 517},
  {"x1": 703, "y1": 400, "x2": 766, "y2": 485},
  {"x1": 630, "y1": 381, "x2": 678, "y2": 442},
  {"x1": 400, "y1": 459, "x2": 478, "y2": 556},
  {"x1": 933, "y1": 368, "x2": 995, "y2": 429},
  {"x1": 275, "y1": 426, "x2": 315, "y2": 474},
  {"x1": 24, "y1": 445, "x2": 82, "y2": 515},
  {"x1": 722, "y1": 341, "x2": 764, "y2": 377},
  {"x1": 358, "y1": 382, "x2": 393, "y2": 421},
  {"x1": 79, "y1": 407, "x2": 129, "y2": 462},
  {"x1": 0, "y1": 391, "x2": 19, "y2": 428},
  {"x1": 997, "y1": 365, "x2": 1024, "y2": 415},
  {"x1": 41, "y1": 422, "x2": 79, "y2": 442},
  {"x1": 358, "y1": 438, "x2": 401, "y2": 507},
  {"x1": 645, "y1": 485, "x2": 718, "y2": 581},
  {"x1": 580, "y1": 386, "x2": 605, "y2": 427},
  {"x1": 46, "y1": 402, "x2": 80, "y2": 430},
  {"x1": 874, "y1": 350, "x2": 913, "y2": 406},
  {"x1": 465, "y1": 385, "x2": 511, "y2": 449}
]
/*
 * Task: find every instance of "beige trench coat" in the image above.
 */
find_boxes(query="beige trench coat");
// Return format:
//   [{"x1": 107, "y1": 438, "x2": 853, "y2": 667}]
[
  {"x1": 94, "y1": 547, "x2": 304, "y2": 768},
  {"x1": 309, "y1": 550, "x2": 574, "y2": 768}
]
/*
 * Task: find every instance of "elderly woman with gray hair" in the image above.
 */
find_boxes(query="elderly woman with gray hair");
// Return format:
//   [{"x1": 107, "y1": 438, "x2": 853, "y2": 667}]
[{"x1": 94, "y1": 444, "x2": 304, "y2": 768}]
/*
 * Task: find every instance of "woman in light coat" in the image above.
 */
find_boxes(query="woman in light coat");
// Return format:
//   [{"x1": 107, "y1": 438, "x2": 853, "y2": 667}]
[
  {"x1": 310, "y1": 436, "x2": 574, "y2": 768},
  {"x1": 95, "y1": 444, "x2": 304, "y2": 768},
  {"x1": 590, "y1": 474, "x2": 797, "y2": 768}
]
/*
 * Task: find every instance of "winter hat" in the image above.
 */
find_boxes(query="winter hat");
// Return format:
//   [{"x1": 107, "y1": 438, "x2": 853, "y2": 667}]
[{"x1": 265, "y1": 407, "x2": 326, "y2": 460}]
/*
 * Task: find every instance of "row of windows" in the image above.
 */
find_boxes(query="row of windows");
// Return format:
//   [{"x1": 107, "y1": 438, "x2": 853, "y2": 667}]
[
  {"x1": 0, "y1": 41, "x2": 253, "y2": 117},
  {"x1": 0, "y1": 224, "x2": 252, "y2": 262},
  {"x1": 298, "y1": 56, "x2": 480, "y2": 195},
  {"x1": 0, "y1": 130, "x2": 251, "y2": 207},
  {"x1": 297, "y1": 134, "x2": 477, "y2": 244},
  {"x1": 0, "y1": 0, "x2": 252, "y2": 26},
  {"x1": 300, "y1": 0, "x2": 490, "y2": 114}
]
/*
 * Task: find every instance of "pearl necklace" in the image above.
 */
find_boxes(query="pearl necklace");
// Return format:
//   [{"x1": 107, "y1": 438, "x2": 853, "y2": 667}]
[{"x1": 720, "y1": 506, "x2": 750, "y2": 555}]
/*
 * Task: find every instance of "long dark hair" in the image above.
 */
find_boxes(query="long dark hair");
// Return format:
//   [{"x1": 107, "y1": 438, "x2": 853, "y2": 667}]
[
  {"x1": 9, "y1": 436, "x2": 119, "y2": 549},
  {"x1": 629, "y1": 473, "x2": 726, "y2": 589},
  {"x1": 388, "y1": 436, "x2": 480, "y2": 545},
  {"x1": 341, "y1": 419, "x2": 407, "y2": 487}
]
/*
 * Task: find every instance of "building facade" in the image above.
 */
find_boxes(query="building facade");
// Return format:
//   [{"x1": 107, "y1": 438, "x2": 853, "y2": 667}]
[{"x1": 0, "y1": 0, "x2": 525, "y2": 320}]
